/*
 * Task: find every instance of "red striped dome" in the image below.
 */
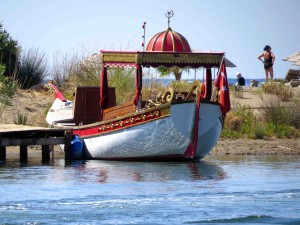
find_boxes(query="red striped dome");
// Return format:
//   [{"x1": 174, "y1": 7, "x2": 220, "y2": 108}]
[{"x1": 146, "y1": 27, "x2": 191, "y2": 52}]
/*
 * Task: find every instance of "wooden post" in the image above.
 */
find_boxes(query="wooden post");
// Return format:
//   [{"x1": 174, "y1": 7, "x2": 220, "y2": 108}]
[
  {"x1": 0, "y1": 134, "x2": 6, "y2": 161},
  {"x1": 0, "y1": 146, "x2": 6, "y2": 161},
  {"x1": 64, "y1": 131, "x2": 73, "y2": 160},
  {"x1": 51, "y1": 145, "x2": 54, "y2": 159},
  {"x1": 42, "y1": 145, "x2": 50, "y2": 162},
  {"x1": 20, "y1": 145, "x2": 28, "y2": 162}
]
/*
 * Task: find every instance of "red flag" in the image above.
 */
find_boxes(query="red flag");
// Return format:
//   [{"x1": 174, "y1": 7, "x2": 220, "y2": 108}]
[{"x1": 214, "y1": 61, "x2": 230, "y2": 114}]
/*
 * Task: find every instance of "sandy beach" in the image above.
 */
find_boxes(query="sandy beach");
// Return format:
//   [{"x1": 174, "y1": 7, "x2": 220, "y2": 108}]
[
  {"x1": 3, "y1": 137, "x2": 300, "y2": 161},
  {"x1": 1, "y1": 86, "x2": 300, "y2": 160}
]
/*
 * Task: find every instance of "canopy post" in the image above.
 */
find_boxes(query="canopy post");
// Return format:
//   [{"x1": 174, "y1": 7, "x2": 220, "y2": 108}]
[
  {"x1": 99, "y1": 66, "x2": 108, "y2": 120},
  {"x1": 204, "y1": 68, "x2": 212, "y2": 100},
  {"x1": 134, "y1": 65, "x2": 143, "y2": 110}
]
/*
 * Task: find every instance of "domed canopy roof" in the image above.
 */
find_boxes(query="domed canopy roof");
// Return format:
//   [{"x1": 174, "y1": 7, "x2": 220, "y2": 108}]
[{"x1": 146, "y1": 27, "x2": 191, "y2": 52}]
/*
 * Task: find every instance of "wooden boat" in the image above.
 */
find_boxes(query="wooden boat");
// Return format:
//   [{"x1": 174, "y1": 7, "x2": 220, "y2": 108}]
[
  {"x1": 46, "y1": 50, "x2": 231, "y2": 160},
  {"x1": 46, "y1": 16, "x2": 231, "y2": 160}
]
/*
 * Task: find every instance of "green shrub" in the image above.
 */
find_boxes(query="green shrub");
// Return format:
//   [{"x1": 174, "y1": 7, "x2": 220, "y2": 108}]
[
  {"x1": 260, "y1": 95, "x2": 300, "y2": 129},
  {"x1": 0, "y1": 64, "x2": 19, "y2": 118},
  {"x1": 17, "y1": 48, "x2": 48, "y2": 89},
  {"x1": 221, "y1": 104, "x2": 256, "y2": 138},
  {"x1": 220, "y1": 129, "x2": 241, "y2": 139},
  {"x1": 254, "y1": 122, "x2": 266, "y2": 139},
  {"x1": 262, "y1": 81, "x2": 293, "y2": 102},
  {"x1": 265, "y1": 123, "x2": 299, "y2": 138}
]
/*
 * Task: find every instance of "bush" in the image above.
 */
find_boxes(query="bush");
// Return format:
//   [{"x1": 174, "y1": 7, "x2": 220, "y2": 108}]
[
  {"x1": 221, "y1": 104, "x2": 256, "y2": 138},
  {"x1": 254, "y1": 122, "x2": 267, "y2": 139},
  {"x1": 262, "y1": 81, "x2": 293, "y2": 102},
  {"x1": 260, "y1": 95, "x2": 300, "y2": 129},
  {"x1": 265, "y1": 123, "x2": 299, "y2": 139},
  {"x1": 17, "y1": 48, "x2": 48, "y2": 89},
  {"x1": 0, "y1": 64, "x2": 19, "y2": 118}
]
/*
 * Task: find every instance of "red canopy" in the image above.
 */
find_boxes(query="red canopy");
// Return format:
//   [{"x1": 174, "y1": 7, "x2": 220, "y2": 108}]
[{"x1": 99, "y1": 50, "x2": 225, "y2": 118}]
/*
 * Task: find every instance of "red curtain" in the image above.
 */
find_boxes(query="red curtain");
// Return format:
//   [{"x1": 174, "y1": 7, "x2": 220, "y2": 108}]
[
  {"x1": 133, "y1": 65, "x2": 142, "y2": 106},
  {"x1": 99, "y1": 66, "x2": 108, "y2": 117}
]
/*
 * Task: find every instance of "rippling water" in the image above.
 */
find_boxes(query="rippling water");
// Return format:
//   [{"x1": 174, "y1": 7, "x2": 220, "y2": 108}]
[{"x1": 1, "y1": 156, "x2": 300, "y2": 224}]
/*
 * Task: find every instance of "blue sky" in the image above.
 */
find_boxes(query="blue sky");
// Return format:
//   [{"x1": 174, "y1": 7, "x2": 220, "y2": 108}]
[{"x1": 1, "y1": 0, "x2": 300, "y2": 79}]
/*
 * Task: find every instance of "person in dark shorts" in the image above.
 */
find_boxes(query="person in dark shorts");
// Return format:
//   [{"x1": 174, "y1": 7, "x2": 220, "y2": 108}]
[{"x1": 258, "y1": 45, "x2": 275, "y2": 82}]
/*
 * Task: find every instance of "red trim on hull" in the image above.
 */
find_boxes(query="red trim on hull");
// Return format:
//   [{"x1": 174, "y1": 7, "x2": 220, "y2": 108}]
[
  {"x1": 73, "y1": 109, "x2": 162, "y2": 137},
  {"x1": 183, "y1": 91, "x2": 201, "y2": 159}
]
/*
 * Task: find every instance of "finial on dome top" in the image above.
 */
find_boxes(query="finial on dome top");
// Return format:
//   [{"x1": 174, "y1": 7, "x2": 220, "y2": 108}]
[{"x1": 165, "y1": 10, "x2": 174, "y2": 28}]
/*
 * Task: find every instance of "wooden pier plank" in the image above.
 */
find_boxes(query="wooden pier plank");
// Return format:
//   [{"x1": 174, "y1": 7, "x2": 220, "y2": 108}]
[
  {"x1": 1, "y1": 137, "x2": 66, "y2": 147},
  {"x1": 0, "y1": 127, "x2": 73, "y2": 161}
]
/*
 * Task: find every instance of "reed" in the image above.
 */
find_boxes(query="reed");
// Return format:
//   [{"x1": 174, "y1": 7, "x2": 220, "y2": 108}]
[
  {"x1": 13, "y1": 110, "x2": 30, "y2": 125},
  {"x1": 107, "y1": 67, "x2": 135, "y2": 104},
  {"x1": 17, "y1": 48, "x2": 48, "y2": 89}
]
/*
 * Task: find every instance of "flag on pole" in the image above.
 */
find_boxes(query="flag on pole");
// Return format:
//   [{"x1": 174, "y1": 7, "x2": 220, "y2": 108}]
[{"x1": 214, "y1": 60, "x2": 230, "y2": 114}]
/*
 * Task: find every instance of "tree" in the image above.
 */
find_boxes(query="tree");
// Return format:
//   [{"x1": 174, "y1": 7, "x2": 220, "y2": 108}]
[
  {"x1": 0, "y1": 22, "x2": 20, "y2": 77},
  {"x1": 0, "y1": 64, "x2": 19, "y2": 118}
]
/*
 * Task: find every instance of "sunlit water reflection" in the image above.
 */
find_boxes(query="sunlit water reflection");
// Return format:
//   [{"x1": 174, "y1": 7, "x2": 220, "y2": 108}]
[{"x1": 1, "y1": 156, "x2": 299, "y2": 224}]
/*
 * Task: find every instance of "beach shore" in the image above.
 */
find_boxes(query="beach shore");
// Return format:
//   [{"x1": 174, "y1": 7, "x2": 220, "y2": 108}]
[{"x1": 3, "y1": 137, "x2": 300, "y2": 161}]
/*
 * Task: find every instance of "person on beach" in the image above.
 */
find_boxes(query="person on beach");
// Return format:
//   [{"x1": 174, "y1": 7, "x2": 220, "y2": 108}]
[
  {"x1": 258, "y1": 45, "x2": 275, "y2": 82},
  {"x1": 234, "y1": 72, "x2": 245, "y2": 91}
]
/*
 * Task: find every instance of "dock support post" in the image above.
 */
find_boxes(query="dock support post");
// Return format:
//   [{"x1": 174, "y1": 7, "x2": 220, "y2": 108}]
[
  {"x1": 20, "y1": 145, "x2": 28, "y2": 162},
  {"x1": 0, "y1": 146, "x2": 6, "y2": 161},
  {"x1": 0, "y1": 134, "x2": 6, "y2": 161},
  {"x1": 64, "y1": 131, "x2": 73, "y2": 160},
  {"x1": 42, "y1": 145, "x2": 50, "y2": 162}
]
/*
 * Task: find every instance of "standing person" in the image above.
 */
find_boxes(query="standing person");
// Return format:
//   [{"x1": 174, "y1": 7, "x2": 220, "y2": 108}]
[{"x1": 258, "y1": 45, "x2": 275, "y2": 82}]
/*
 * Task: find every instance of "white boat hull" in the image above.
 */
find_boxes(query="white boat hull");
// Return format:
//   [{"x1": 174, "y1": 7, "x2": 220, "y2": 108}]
[
  {"x1": 196, "y1": 103, "x2": 223, "y2": 158},
  {"x1": 75, "y1": 101, "x2": 222, "y2": 160},
  {"x1": 46, "y1": 98, "x2": 73, "y2": 125}
]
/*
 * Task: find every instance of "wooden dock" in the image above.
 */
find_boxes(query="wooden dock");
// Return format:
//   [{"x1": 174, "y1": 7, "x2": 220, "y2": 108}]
[{"x1": 0, "y1": 126, "x2": 73, "y2": 162}]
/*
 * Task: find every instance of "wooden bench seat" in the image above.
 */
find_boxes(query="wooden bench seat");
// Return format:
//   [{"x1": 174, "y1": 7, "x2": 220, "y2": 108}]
[{"x1": 103, "y1": 101, "x2": 136, "y2": 121}]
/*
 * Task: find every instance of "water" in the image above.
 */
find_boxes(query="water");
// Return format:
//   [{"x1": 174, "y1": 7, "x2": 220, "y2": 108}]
[{"x1": 1, "y1": 156, "x2": 300, "y2": 224}]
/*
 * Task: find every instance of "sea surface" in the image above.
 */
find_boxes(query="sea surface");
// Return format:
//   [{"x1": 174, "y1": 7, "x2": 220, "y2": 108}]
[{"x1": 1, "y1": 156, "x2": 300, "y2": 225}]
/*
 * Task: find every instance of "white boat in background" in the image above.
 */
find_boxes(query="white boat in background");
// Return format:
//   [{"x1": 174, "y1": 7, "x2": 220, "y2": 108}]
[{"x1": 46, "y1": 18, "x2": 231, "y2": 161}]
